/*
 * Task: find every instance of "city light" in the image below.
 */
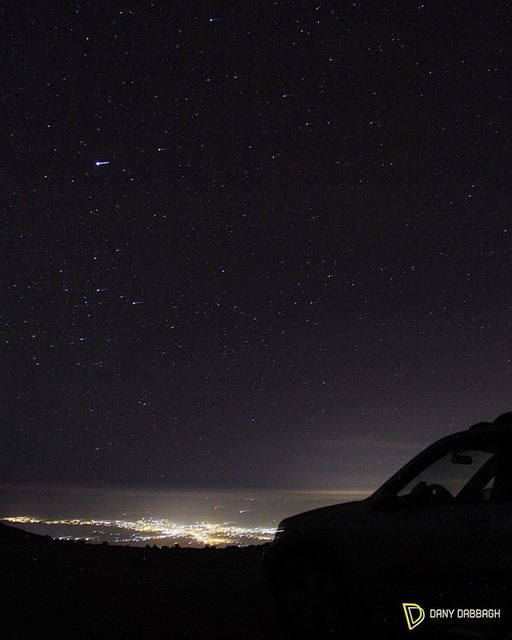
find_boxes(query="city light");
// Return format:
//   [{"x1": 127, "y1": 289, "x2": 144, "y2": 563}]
[{"x1": 2, "y1": 516, "x2": 276, "y2": 547}]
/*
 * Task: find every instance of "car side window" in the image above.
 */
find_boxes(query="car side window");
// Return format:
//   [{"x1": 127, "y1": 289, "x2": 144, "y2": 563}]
[{"x1": 391, "y1": 446, "x2": 496, "y2": 508}]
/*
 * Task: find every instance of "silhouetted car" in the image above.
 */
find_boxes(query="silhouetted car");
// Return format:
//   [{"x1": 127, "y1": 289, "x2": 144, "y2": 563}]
[{"x1": 263, "y1": 413, "x2": 512, "y2": 638}]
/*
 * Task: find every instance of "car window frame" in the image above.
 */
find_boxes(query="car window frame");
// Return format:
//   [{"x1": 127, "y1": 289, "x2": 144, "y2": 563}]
[{"x1": 373, "y1": 430, "x2": 505, "y2": 511}]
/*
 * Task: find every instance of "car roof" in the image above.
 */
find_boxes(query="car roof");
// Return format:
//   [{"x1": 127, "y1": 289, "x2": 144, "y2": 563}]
[
  {"x1": 467, "y1": 412, "x2": 512, "y2": 432},
  {"x1": 426, "y1": 413, "x2": 512, "y2": 446},
  {"x1": 442, "y1": 413, "x2": 512, "y2": 442}
]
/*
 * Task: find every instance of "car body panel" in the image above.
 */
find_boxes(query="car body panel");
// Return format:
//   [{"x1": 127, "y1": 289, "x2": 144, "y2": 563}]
[{"x1": 263, "y1": 414, "x2": 512, "y2": 635}]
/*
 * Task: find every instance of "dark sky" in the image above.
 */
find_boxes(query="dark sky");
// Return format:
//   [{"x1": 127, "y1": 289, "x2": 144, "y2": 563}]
[{"x1": 3, "y1": 1, "x2": 512, "y2": 495}]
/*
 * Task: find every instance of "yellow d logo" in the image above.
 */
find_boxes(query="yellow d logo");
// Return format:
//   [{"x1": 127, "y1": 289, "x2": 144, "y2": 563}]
[{"x1": 402, "y1": 603, "x2": 425, "y2": 630}]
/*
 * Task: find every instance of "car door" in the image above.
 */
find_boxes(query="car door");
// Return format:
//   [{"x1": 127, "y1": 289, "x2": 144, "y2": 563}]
[{"x1": 363, "y1": 433, "x2": 497, "y2": 611}]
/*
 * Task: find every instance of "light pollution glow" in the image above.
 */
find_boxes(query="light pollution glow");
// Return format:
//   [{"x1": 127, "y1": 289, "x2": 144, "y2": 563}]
[{"x1": 2, "y1": 516, "x2": 277, "y2": 547}]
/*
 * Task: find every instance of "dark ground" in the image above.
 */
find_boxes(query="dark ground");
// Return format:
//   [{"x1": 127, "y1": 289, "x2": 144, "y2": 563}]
[
  {"x1": 0, "y1": 523, "x2": 281, "y2": 640},
  {"x1": 0, "y1": 523, "x2": 504, "y2": 640}
]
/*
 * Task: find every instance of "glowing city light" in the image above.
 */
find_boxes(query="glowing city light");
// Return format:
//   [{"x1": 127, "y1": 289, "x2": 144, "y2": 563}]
[{"x1": 2, "y1": 516, "x2": 276, "y2": 547}]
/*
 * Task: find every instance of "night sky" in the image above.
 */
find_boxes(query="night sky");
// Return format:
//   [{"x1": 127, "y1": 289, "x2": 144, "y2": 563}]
[{"x1": 4, "y1": 2, "x2": 512, "y2": 498}]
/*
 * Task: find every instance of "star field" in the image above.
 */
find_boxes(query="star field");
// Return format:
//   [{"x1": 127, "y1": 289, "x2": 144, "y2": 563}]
[{"x1": 3, "y1": 2, "x2": 512, "y2": 493}]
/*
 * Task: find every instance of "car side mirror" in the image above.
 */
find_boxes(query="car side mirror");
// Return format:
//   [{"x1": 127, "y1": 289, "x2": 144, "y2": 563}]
[{"x1": 373, "y1": 489, "x2": 400, "y2": 510}]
